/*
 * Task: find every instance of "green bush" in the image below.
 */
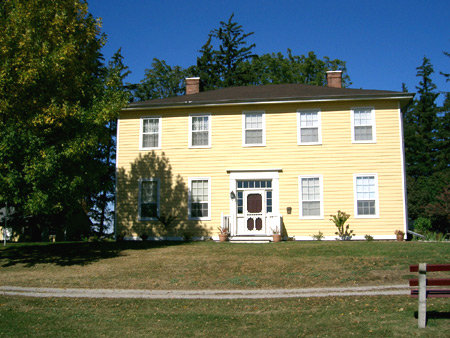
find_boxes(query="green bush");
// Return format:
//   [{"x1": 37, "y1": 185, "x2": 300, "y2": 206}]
[{"x1": 330, "y1": 210, "x2": 354, "y2": 241}]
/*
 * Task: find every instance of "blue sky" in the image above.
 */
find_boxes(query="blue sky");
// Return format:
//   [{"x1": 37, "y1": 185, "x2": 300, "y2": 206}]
[{"x1": 89, "y1": 0, "x2": 449, "y2": 101}]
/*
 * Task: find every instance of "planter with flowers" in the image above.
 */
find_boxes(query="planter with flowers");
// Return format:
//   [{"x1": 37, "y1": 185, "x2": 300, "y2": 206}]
[
  {"x1": 217, "y1": 225, "x2": 229, "y2": 242},
  {"x1": 395, "y1": 230, "x2": 404, "y2": 241},
  {"x1": 271, "y1": 226, "x2": 282, "y2": 242}
]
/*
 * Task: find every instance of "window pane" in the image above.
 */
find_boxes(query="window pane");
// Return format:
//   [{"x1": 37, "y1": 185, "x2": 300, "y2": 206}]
[
  {"x1": 142, "y1": 118, "x2": 159, "y2": 148},
  {"x1": 191, "y1": 180, "x2": 209, "y2": 218},
  {"x1": 355, "y1": 126, "x2": 372, "y2": 141},
  {"x1": 245, "y1": 130, "x2": 262, "y2": 144},
  {"x1": 303, "y1": 201, "x2": 320, "y2": 216},
  {"x1": 143, "y1": 134, "x2": 158, "y2": 148},
  {"x1": 245, "y1": 114, "x2": 262, "y2": 129},
  {"x1": 357, "y1": 200, "x2": 376, "y2": 215},
  {"x1": 192, "y1": 131, "x2": 208, "y2": 146},
  {"x1": 301, "y1": 128, "x2": 318, "y2": 143}
]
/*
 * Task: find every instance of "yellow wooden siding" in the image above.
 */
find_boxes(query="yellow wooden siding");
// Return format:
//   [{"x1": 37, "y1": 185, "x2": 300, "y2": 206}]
[{"x1": 117, "y1": 100, "x2": 405, "y2": 239}]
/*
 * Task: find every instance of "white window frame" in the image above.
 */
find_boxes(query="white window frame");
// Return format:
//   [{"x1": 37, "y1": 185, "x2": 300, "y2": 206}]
[
  {"x1": 351, "y1": 107, "x2": 376, "y2": 143},
  {"x1": 353, "y1": 173, "x2": 379, "y2": 218},
  {"x1": 138, "y1": 178, "x2": 160, "y2": 221},
  {"x1": 189, "y1": 113, "x2": 211, "y2": 148},
  {"x1": 297, "y1": 109, "x2": 322, "y2": 145},
  {"x1": 298, "y1": 175, "x2": 324, "y2": 219},
  {"x1": 140, "y1": 116, "x2": 162, "y2": 150},
  {"x1": 188, "y1": 177, "x2": 211, "y2": 221},
  {"x1": 242, "y1": 111, "x2": 266, "y2": 147}
]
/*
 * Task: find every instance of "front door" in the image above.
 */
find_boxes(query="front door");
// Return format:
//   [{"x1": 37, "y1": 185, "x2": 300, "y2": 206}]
[{"x1": 243, "y1": 190, "x2": 266, "y2": 235}]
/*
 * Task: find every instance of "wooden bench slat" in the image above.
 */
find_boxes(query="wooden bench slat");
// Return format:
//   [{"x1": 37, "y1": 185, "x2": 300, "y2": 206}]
[
  {"x1": 411, "y1": 289, "x2": 450, "y2": 298},
  {"x1": 409, "y1": 278, "x2": 450, "y2": 287},
  {"x1": 410, "y1": 264, "x2": 450, "y2": 272}
]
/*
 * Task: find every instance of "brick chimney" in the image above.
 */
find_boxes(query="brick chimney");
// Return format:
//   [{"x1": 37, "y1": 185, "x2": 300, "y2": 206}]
[
  {"x1": 326, "y1": 71, "x2": 342, "y2": 88},
  {"x1": 186, "y1": 77, "x2": 201, "y2": 95}
]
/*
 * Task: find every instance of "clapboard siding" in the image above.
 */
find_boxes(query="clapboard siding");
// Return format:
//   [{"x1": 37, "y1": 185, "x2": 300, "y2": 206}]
[{"x1": 117, "y1": 99, "x2": 405, "y2": 239}]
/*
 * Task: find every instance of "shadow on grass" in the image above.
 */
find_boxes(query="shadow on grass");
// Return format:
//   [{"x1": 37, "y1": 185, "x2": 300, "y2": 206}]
[
  {"x1": 414, "y1": 310, "x2": 450, "y2": 325},
  {"x1": 0, "y1": 241, "x2": 187, "y2": 268}
]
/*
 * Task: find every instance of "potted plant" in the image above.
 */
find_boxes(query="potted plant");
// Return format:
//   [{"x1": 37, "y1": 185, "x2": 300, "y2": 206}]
[
  {"x1": 271, "y1": 226, "x2": 282, "y2": 242},
  {"x1": 217, "y1": 225, "x2": 229, "y2": 242},
  {"x1": 395, "y1": 230, "x2": 404, "y2": 241}
]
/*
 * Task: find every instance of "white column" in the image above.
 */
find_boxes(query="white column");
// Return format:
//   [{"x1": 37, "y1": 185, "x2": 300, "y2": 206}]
[{"x1": 418, "y1": 263, "x2": 427, "y2": 328}]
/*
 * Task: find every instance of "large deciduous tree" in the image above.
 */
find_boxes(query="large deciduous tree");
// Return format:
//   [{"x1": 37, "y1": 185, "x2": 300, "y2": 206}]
[{"x1": 0, "y1": 0, "x2": 127, "y2": 238}]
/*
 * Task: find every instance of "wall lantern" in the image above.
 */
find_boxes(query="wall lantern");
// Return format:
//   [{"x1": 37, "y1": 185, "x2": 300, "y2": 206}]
[
  {"x1": 230, "y1": 191, "x2": 236, "y2": 199},
  {"x1": 286, "y1": 207, "x2": 292, "y2": 214}
]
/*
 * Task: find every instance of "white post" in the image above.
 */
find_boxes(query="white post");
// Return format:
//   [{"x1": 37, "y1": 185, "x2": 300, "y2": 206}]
[{"x1": 418, "y1": 263, "x2": 427, "y2": 328}]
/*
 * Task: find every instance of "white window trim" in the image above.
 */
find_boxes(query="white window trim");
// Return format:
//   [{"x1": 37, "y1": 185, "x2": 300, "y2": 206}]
[
  {"x1": 353, "y1": 173, "x2": 379, "y2": 218},
  {"x1": 351, "y1": 107, "x2": 376, "y2": 143},
  {"x1": 297, "y1": 109, "x2": 322, "y2": 145},
  {"x1": 140, "y1": 116, "x2": 162, "y2": 150},
  {"x1": 189, "y1": 113, "x2": 211, "y2": 148},
  {"x1": 188, "y1": 177, "x2": 211, "y2": 221},
  {"x1": 298, "y1": 175, "x2": 324, "y2": 219},
  {"x1": 242, "y1": 111, "x2": 266, "y2": 147},
  {"x1": 138, "y1": 178, "x2": 160, "y2": 221}
]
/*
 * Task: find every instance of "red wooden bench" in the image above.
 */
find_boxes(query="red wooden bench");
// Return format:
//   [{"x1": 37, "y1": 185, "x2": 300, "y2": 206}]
[{"x1": 409, "y1": 263, "x2": 450, "y2": 328}]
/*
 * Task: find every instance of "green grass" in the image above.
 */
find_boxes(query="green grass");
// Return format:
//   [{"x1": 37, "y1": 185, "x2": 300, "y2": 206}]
[
  {"x1": 1, "y1": 241, "x2": 449, "y2": 289},
  {"x1": 1, "y1": 241, "x2": 449, "y2": 336},
  {"x1": 1, "y1": 295, "x2": 449, "y2": 337}
]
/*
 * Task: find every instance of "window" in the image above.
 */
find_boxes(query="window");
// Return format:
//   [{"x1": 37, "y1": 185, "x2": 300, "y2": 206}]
[
  {"x1": 139, "y1": 179, "x2": 160, "y2": 220},
  {"x1": 140, "y1": 116, "x2": 161, "y2": 149},
  {"x1": 243, "y1": 112, "x2": 265, "y2": 146},
  {"x1": 354, "y1": 174, "x2": 379, "y2": 218},
  {"x1": 189, "y1": 178, "x2": 211, "y2": 220},
  {"x1": 299, "y1": 175, "x2": 323, "y2": 219},
  {"x1": 189, "y1": 114, "x2": 211, "y2": 148},
  {"x1": 297, "y1": 110, "x2": 321, "y2": 145},
  {"x1": 352, "y1": 108, "x2": 376, "y2": 143}
]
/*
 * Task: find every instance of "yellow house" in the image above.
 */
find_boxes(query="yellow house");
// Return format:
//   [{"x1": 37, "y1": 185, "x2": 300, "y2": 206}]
[{"x1": 116, "y1": 72, "x2": 414, "y2": 241}]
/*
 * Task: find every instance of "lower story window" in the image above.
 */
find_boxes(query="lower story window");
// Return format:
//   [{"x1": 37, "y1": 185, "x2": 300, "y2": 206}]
[
  {"x1": 299, "y1": 175, "x2": 323, "y2": 219},
  {"x1": 139, "y1": 179, "x2": 159, "y2": 220},
  {"x1": 354, "y1": 174, "x2": 378, "y2": 217},
  {"x1": 189, "y1": 177, "x2": 211, "y2": 220}
]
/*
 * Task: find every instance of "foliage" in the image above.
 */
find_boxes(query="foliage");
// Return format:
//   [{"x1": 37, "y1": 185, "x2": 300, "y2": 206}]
[
  {"x1": 311, "y1": 231, "x2": 324, "y2": 241},
  {"x1": 412, "y1": 217, "x2": 432, "y2": 234},
  {"x1": 271, "y1": 226, "x2": 280, "y2": 235},
  {"x1": 0, "y1": 0, "x2": 127, "y2": 236},
  {"x1": 403, "y1": 56, "x2": 450, "y2": 234},
  {"x1": 217, "y1": 225, "x2": 229, "y2": 235},
  {"x1": 241, "y1": 50, "x2": 351, "y2": 87},
  {"x1": 330, "y1": 210, "x2": 354, "y2": 240},
  {"x1": 364, "y1": 234, "x2": 374, "y2": 241}
]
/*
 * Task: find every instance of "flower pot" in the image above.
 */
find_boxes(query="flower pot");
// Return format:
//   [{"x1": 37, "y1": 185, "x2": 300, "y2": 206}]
[
  {"x1": 396, "y1": 234, "x2": 404, "y2": 242},
  {"x1": 219, "y1": 234, "x2": 228, "y2": 242},
  {"x1": 272, "y1": 234, "x2": 282, "y2": 242}
]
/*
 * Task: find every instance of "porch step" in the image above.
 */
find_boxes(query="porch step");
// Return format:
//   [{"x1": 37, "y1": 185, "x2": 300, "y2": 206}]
[{"x1": 229, "y1": 236, "x2": 273, "y2": 243}]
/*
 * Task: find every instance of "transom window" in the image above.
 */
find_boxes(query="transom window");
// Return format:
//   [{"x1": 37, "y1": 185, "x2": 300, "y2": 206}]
[
  {"x1": 139, "y1": 179, "x2": 160, "y2": 220},
  {"x1": 141, "y1": 116, "x2": 161, "y2": 149},
  {"x1": 190, "y1": 114, "x2": 211, "y2": 148},
  {"x1": 352, "y1": 108, "x2": 376, "y2": 143},
  {"x1": 189, "y1": 178, "x2": 211, "y2": 220},
  {"x1": 354, "y1": 174, "x2": 379, "y2": 217},
  {"x1": 243, "y1": 112, "x2": 265, "y2": 146},
  {"x1": 298, "y1": 110, "x2": 321, "y2": 145},
  {"x1": 299, "y1": 176, "x2": 323, "y2": 218}
]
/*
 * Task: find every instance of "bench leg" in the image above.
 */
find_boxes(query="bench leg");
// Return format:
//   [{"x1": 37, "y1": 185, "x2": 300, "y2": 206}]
[{"x1": 418, "y1": 263, "x2": 427, "y2": 328}]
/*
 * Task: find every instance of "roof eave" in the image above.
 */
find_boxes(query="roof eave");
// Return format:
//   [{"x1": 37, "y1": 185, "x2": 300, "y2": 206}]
[{"x1": 123, "y1": 93, "x2": 415, "y2": 111}]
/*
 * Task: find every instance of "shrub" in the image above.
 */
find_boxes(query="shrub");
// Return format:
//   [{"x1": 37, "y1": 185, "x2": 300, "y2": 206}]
[
  {"x1": 365, "y1": 234, "x2": 374, "y2": 241},
  {"x1": 413, "y1": 217, "x2": 432, "y2": 234},
  {"x1": 330, "y1": 210, "x2": 354, "y2": 240},
  {"x1": 311, "y1": 231, "x2": 325, "y2": 241}
]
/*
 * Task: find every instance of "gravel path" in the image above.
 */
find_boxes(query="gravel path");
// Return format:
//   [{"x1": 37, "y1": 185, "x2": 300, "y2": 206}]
[{"x1": 0, "y1": 284, "x2": 410, "y2": 299}]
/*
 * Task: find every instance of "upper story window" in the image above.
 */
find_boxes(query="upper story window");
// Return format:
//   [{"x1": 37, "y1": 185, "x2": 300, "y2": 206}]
[
  {"x1": 243, "y1": 112, "x2": 265, "y2": 146},
  {"x1": 297, "y1": 110, "x2": 322, "y2": 145},
  {"x1": 351, "y1": 108, "x2": 376, "y2": 143},
  {"x1": 354, "y1": 174, "x2": 379, "y2": 218},
  {"x1": 140, "y1": 116, "x2": 161, "y2": 150},
  {"x1": 299, "y1": 175, "x2": 323, "y2": 219},
  {"x1": 189, "y1": 114, "x2": 211, "y2": 148},
  {"x1": 139, "y1": 178, "x2": 160, "y2": 221}
]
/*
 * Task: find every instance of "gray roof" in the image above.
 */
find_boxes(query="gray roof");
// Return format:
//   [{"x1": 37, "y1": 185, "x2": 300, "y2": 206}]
[{"x1": 127, "y1": 83, "x2": 414, "y2": 109}]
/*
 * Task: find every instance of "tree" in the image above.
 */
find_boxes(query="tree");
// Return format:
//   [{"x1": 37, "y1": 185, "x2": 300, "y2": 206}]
[
  {"x1": 404, "y1": 57, "x2": 440, "y2": 178},
  {"x1": 0, "y1": 0, "x2": 126, "y2": 238},
  {"x1": 240, "y1": 50, "x2": 351, "y2": 87},
  {"x1": 131, "y1": 59, "x2": 194, "y2": 102}
]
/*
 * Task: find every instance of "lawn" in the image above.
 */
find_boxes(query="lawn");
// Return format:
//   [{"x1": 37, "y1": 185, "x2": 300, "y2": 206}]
[
  {"x1": 1, "y1": 241, "x2": 449, "y2": 289},
  {"x1": 1, "y1": 241, "x2": 449, "y2": 337}
]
